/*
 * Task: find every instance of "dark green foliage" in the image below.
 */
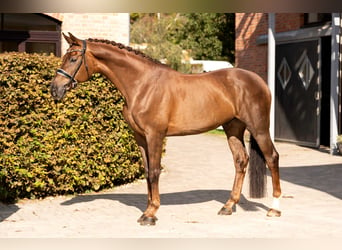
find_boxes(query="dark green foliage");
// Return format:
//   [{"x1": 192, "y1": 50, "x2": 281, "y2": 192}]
[
  {"x1": 178, "y1": 13, "x2": 235, "y2": 62},
  {"x1": 130, "y1": 13, "x2": 235, "y2": 68},
  {"x1": 0, "y1": 52, "x2": 144, "y2": 203}
]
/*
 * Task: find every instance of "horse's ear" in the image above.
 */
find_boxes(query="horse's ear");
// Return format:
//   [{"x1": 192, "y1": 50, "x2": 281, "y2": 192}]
[
  {"x1": 68, "y1": 32, "x2": 82, "y2": 46},
  {"x1": 62, "y1": 32, "x2": 73, "y2": 45}
]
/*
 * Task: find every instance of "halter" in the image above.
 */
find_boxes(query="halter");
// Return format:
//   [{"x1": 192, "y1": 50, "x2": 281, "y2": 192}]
[{"x1": 56, "y1": 39, "x2": 89, "y2": 89}]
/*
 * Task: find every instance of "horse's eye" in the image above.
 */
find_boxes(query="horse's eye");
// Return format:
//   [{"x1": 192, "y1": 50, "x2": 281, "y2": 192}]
[{"x1": 70, "y1": 57, "x2": 77, "y2": 63}]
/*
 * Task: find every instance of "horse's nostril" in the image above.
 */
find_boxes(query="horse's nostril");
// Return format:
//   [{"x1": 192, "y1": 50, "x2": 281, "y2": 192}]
[
  {"x1": 50, "y1": 83, "x2": 66, "y2": 101},
  {"x1": 50, "y1": 84, "x2": 58, "y2": 99},
  {"x1": 50, "y1": 84, "x2": 57, "y2": 97}
]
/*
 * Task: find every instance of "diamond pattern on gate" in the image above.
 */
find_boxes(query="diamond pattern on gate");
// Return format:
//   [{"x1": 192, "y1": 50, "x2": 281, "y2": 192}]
[
  {"x1": 295, "y1": 50, "x2": 315, "y2": 90},
  {"x1": 277, "y1": 57, "x2": 292, "y2": 90}
]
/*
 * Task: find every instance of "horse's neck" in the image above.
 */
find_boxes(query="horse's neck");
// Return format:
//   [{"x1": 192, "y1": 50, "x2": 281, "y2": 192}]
[{"x1": 90, "y1": 44, "x2": 152, "y2": 103}]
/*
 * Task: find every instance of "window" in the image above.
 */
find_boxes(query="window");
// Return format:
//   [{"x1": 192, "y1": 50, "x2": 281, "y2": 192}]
[
  {"x1": 303, "y1": 13, "x2": 332, "y2": 27},
  {"x1": 0, "y1": 13, "x2": 61, "y2": 56}
]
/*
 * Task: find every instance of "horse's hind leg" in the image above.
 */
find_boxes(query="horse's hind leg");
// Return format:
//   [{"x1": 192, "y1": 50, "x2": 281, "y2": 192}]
[
  {"x1": 252, "y1": 132, "x2": 281, "y2": 217},
  {"x1": 218, "y1": 119, "x2": 249, "y2": 215}
]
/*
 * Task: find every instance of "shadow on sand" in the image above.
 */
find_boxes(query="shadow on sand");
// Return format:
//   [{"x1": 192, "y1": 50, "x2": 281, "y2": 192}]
[
  {"x1": 1, "y1": 162, "x2": 340, "y2": 221},
  {"x1": 61, "y1": 189, "x2": 269, "y2": 213},
  {"x1": 0, "y1": 203, "x2": 20, "y2": 223},
  {"x1": 61, "y1": 162, "x2": 342, "y2": 214},
  {"x1": 279, "y1": 163, "x2": 342, "y2": 199}
]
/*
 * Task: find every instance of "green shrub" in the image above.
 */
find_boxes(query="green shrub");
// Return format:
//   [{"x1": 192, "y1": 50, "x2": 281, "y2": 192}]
[{"x1": 0, "y1": 52, "x2": 144, "y2": 203}]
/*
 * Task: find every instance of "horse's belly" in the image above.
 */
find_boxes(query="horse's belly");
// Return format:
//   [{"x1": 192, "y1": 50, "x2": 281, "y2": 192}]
[{"x1": 166, "y1": 108, "x2": 234, "y2": 136}]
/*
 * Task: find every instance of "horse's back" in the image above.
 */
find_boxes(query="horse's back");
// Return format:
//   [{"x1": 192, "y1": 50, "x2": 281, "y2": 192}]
[{"x1": 179, "y1": 67, "x2": 270, "y2": 100}]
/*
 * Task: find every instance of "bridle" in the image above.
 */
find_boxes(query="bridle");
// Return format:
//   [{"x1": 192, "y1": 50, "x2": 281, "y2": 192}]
[{"x1": 56, "y1": 39, "x2": 89, "y2": 90}]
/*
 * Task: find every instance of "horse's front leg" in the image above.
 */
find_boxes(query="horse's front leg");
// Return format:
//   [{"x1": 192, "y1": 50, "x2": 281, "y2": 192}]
[{"x1": 136, "y1": 132, "x2": 164, "y2": 226}]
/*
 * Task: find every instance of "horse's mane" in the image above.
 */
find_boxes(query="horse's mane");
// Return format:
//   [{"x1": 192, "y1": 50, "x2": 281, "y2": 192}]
[{"x1": 87, "y1": 38, "x2": 167, "y2": 66}]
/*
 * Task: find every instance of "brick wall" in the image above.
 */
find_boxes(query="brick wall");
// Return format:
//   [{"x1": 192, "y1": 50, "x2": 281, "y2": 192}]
[
  {"x1": 275, "y1": 13, "x2": 304, "y2": 33},
  {"x1": 235, "y1": 13, "x2": 304, "y2": 82},
  {"x1": 235, "y1": 13, "x2": 268, "y2": 81},
  {"x1": 45, "y1": 13, "x2": 130, "y2": 55}
]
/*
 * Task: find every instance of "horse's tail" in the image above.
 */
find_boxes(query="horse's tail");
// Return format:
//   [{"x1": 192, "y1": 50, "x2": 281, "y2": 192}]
[{"x1": 248, "y1": 135, "x2": 267, "y2": 198}]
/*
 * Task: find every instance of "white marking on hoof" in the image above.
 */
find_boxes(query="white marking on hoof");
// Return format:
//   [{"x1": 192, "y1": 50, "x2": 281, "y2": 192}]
[{"x1": 271, "y1": 197, "x2": 280, "y2": 210}]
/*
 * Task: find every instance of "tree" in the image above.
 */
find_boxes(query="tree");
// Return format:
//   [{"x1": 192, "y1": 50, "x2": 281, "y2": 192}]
[
  {"x1": 217, "y1": 13, "x2": 235, "y2": 63},
  {"x1": 130, "y1": 13, "x2": 235, "y2": 71},
  {"x1": 177, "y1": 13, "x2": 235, "y2": 62},
  {"x1": 177, "y1": 13, "x2": 222, "y2": 60},
  {"x1": 130, "y1": 13, "x2": 188, "y2": 71}
]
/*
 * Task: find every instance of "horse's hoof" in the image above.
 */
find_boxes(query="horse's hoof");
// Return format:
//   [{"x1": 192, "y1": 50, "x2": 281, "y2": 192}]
[
  {"x1": 137, "y1": 214, "x2": 158, "y2": 226},
  {"x1": 218, "y1": 206, "x2": 233, "y2": 215},
  {"x1": 267, "y1": 208, "x2": 281, "y2": 217},
  {"x1": 137, "y1": 214, "x2": 148, "y2": 223}
]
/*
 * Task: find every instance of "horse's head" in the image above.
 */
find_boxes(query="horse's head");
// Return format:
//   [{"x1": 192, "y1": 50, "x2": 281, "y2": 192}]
[{"x1": 50, "y1": 33, "x2": 91, "y2": 101}]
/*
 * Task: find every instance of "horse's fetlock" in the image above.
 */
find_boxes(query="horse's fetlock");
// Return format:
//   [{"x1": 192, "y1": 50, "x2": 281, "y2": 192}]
[{"x1": 152, "y1": 202, "x2": 160, "y2": 209}]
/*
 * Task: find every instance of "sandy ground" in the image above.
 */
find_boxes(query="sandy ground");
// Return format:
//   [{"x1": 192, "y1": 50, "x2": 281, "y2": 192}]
[{"x1": 0, "y1": 133, "x2": 341, "y2": 238}]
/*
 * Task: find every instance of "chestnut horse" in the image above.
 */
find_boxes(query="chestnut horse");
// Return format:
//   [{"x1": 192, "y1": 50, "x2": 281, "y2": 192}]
[{"x1": 50, "y1": 33, "x2": 281, "y2": 226}]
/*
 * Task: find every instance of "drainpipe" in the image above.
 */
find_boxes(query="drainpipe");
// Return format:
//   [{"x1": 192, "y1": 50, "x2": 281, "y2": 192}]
[
  {"x1": 330, "y1": 13, "x2": 341, "y2": 154},
  {"x1": 268, "y1": 13, "x2": 276, "y2": 141}
]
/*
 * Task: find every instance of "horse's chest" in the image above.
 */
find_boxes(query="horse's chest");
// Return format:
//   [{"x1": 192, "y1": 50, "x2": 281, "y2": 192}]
[{"x1": 122, "y1": 105, "x2": 143, "y2": 134}]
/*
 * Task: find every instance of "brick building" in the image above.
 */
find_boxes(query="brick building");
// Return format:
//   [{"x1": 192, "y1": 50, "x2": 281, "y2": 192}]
[
  {"x1": 235, "y1": 13, "x2": 341, "y2": 153},
  {"x1": 47, "y1": 13, "x2": 129, "y2": 54},
  {"x1": 0, "y1": 13, "x2": 129, "y2": 56},
  {"x1": 236, "y1": 13, "x2": 304, "y2": 81}
]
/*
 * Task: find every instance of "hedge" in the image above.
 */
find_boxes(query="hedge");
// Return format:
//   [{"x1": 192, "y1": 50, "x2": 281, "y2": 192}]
[{"x1": 0, "y1": 52, "x2": 144, "y2": 203}]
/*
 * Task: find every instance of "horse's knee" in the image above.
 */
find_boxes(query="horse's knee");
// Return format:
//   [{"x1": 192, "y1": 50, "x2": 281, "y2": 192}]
[{"x1": 148, "y1": 167, "x2": 161, "y2": 182}]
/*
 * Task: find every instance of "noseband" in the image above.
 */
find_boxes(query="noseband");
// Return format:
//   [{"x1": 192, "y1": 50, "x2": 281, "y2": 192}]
[{"x1": 56, "y1": 39, "x2": 89, "y2": 89}]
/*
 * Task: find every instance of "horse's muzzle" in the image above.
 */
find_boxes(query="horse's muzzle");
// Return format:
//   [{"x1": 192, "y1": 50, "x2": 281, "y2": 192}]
[{"x1": 50, "y1": 82, "x2": 66, "y2": 101}]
